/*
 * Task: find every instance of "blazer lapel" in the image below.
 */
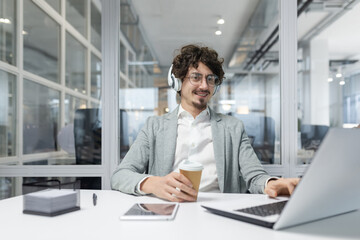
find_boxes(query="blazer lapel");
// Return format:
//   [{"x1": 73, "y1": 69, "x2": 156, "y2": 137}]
[
  {"x1": 161, "y1": 106, "x2": 179, "y2": 175},
  {"x1": 209, "y1": 108, "x2": 225, "y2": 192}
]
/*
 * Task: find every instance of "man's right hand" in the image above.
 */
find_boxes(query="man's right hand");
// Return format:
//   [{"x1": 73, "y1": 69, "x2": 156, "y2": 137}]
[{"x1": 140, "y1": 172, "x2": 197, "y2": 202}]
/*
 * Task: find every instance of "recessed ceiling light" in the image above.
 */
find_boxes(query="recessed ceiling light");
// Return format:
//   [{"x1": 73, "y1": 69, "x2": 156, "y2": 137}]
[
  {"x1": 0, "y1": 18, "x2": 11, "y2": 24},
  {"x1": 328, "y1": 77, "x2": 333, "y2": 82},
  {"x1": 217, "y1": 18, "x2": 225, "y2": 25},
  {"x1": 215, "y1": 30, "x2": 222, "y2": 35},
  {"x1": 339, "y1": 80, "x2": 345, "y2": 85},
  {"x1": 336, "y1": 73, "x2": 342, "y2": 78}
]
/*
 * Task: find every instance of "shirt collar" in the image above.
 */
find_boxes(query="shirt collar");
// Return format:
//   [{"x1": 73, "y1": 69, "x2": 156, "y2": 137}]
[{"x1": 178, "y1": 104, "x2": 210, "y2": 120}]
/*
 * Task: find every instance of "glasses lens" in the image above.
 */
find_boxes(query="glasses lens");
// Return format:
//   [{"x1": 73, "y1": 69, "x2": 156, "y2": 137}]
[
  {"x1": 190, "y1": 73, "x2": 201, "y2": 83},
  {"x1": 206, "y1": 75, "x2": 219, "y2": 86}
]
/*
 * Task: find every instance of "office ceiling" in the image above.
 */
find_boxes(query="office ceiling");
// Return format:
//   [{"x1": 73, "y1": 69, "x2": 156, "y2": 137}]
[
  {"x1": 130, "y1": 0, "x2": 260, "y2": 68},
  {"x1": 130, "y1": 0, "x2": 360, "y2": 71}
]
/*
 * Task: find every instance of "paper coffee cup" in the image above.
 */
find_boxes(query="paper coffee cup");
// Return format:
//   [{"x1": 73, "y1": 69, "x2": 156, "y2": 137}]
[{"x1": 179, "y1": 160, "x2": 203, "y2": 200}]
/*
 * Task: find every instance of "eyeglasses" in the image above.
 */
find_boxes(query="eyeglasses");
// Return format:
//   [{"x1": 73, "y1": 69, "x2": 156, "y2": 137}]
[{"x1": 188, "y1": 72, "x2": 220, "y2": 87}]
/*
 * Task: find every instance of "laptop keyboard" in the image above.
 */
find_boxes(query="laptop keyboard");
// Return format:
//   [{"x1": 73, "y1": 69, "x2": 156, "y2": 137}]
[{"x1": 235, "y1": 200, "x2": 288, "y2": 217}]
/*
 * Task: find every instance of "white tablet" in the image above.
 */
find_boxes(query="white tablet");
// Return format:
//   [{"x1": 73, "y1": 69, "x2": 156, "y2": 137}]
[{"x1": 120, "y1": 203, "x2": 179, "y2": 221}]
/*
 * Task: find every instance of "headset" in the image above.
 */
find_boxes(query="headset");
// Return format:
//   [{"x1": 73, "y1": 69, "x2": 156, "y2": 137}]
[
  {"x1": 167, "y1": 64, "x2": 182, "y2": 92},
  {"x1": 167, "y1": 64, "x2": 220, "y2": 95}
]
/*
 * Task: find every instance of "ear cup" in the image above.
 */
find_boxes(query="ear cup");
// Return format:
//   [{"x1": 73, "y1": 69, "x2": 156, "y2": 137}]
[{"x1": 168, "y1": 65, "x2": 182, "y2": 92}]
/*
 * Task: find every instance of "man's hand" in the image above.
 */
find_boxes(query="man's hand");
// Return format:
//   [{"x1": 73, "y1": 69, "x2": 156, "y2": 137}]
[
  {"x1": 264, "y1": 178, "x2": 300, "y2": 198},
  {"x1": 140, "y1": 172, "x2": 197, "y2": 202}
]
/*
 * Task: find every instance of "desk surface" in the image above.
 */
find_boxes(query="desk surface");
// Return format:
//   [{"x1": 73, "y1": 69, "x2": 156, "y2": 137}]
[{"x1": 1, "y1": 190, "x2": 359, "y2": 240}]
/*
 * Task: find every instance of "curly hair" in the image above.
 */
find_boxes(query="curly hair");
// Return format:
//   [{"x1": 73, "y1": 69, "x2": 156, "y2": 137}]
[{"x1": 171, "y1": 44, "x2": 225, "y2": 85}]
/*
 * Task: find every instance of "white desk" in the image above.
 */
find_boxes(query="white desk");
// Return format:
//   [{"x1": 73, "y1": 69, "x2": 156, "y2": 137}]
[{"x1": 1, "y1": 190, "x2": 359, "y2": 240}]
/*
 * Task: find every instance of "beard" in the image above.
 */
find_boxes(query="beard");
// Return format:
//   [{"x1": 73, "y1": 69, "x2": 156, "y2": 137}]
[{"x1": 192, "y1": 98, "x2": 208, "y2": 111}]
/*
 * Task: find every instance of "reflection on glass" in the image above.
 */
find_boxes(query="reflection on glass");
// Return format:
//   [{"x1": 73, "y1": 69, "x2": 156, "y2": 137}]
[
  {"x1": 66, "y1": 32, "x2": 86, "y2": 93},
  {"x1": 218, "y1": 0, "x2": 280, "y2": 165},
  {"x1": 23, "y1": 0, "x2": 60, "y2": 83},
  {"x1": 217, "y1": 73, "x2": 280, "y2": 165},
  {"x1": 0, "y1": 177, "x2": 16, "y2": 200},
  {"x1": 128, "y1": 51, "x2": 135, "y2": 82},
  {"x1": 119, "y1": 88, "x2": 157, "y2": 158},
  {"x1": 23, "y1": 80, "x2": 60, "y2": 154},
  {"x1": 56, "y1": 94, "x2": 86, "y2": 158},
  {"x1": 73, "y1": 108, "x2": 101, "y2": 164},
  {"x1": 45, "y1": 0, "x2": 61, "y2": 13},
  {"x1": 0, "y1": 0, "x2": 16, "y2": 65},
  {"x1": 120, "y1": 41, "x2": 126, "y2": 73},
  {"x1": 120, "y1": 0, "x2": 137, "y2": 43},
  {"x1": 91, "y1": 53, "x2": 101, "y2": 99},
  {"x1": 22, "y1": 176, "x2": 101, "y2": 194},
  {"x1": 66, "y1": 0, "x2": 86, "y2": 36},
  {"x1": 0, "y1": 70, "x2": 16, "y2": 157},
  {"x1": 297, "y1": 0, "x2": 360, "y2": 164},
  {"x1": 91, "y1": 102, "x2": 100, "y2": 109},
  {"x1": 91, "y1": 1, "x2": 101, "y2": 51},
  {"x1": 65, "y1": 94, "x2": 87, "y2": 125}
]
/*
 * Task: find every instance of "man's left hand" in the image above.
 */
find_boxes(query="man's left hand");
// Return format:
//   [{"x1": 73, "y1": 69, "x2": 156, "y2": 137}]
[{"x1": 264, "y1": 178, "x2": 300, "y2": 198}]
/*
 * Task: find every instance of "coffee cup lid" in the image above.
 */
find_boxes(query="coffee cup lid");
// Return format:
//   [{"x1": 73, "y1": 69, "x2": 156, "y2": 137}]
[{"x1": 179, "y1": 160, "x2": 203, "y2": 171}]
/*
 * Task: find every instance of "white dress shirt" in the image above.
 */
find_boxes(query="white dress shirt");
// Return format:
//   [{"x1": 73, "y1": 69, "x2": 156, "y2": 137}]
[{"x1": 173, "y1": 105, "x2": 220, "y2": 192}]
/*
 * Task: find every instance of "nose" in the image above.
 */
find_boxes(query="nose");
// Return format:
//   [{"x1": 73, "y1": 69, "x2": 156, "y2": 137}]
[{"x1": 198, "y1": 76, "x2": 209, "y2": 89}]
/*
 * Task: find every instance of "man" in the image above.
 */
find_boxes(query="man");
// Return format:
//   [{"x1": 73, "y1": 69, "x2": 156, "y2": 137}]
[{"x1": 111, "y1": 44, "x2": 299, "y2": 202}]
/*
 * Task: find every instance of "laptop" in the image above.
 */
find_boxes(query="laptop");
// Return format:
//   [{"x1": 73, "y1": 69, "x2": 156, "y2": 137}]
[{"x1": 202, "y1": 128, "x2": 360, "y2": 230}]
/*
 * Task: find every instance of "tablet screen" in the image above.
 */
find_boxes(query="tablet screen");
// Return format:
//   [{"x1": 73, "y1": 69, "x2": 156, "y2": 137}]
[{"x1": 121, "y1": 203, "x2": 179, "y2": 220}]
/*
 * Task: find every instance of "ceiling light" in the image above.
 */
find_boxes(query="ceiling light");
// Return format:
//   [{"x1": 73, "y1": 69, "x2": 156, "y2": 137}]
[
  {"x1": 339, "y1": 80, "x2": 345, "y2": 85},
  {"x1": 215, "y1": 30, "x2": 222, "y2": 36},
  {"x1": 336, "y1": 73, "x2": 342, "y2": 78},
  {"x1": 219, "y1": 100, "x2": 235, "y2": 105},
  {"x1": 327, "y1": 77, "x2": 333, "y2": 82},
  {"x1": 22, "y1": 30, "x2": 28, "y2": 35},
  {"x1": 0, "y1": 18, "x2": 11, "y2": 24},
  {"x1": 222, "y1": 104, "x2": 231, "y2": 111},
  {"x1": 217, "y1": 18, "x2": 225, "y2": 25},
  {"x1": 237, "y1": 106, "x2": 249, "y2": 115}
]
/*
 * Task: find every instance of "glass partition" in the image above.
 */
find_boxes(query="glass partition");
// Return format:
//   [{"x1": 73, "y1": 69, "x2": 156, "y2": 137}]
[
  {"x1": 23, "y1": 80, "x2": 60, "y2": 154},
  {"x1": 297, "y1": 0, "x2": 360, "y2": 164},
  {"x1": 216, "y1": 0, "x2": 280, "y2": 165},
  {"x1": 66, "y1": 32, "x2": 86, "y2": 93},
  {"x1": 23, "y1": 0, "x2": 60, "y2": 83},
  {"x1": 216, "y1": 72, "x2": 280, "y2": 165},
  {"x1": 91, "y1": 1, "x2": 101, "y2": 51},
  {"x1": 66, "y1": 0, "x2": 87, "y2": 37},
  {"x1": 0, "y1": 0, "x2": 16, "y2": 65},
  {"x1": 45, "y1": 0, "x2": 61, "y2": 13},
  {"x1": 0, "y1": 0, "x2": 103, "y2": 200},
  {"x1": 118, "y1": 0, "x2": 280, "y2": 166},
  {"x1": 0, "y1": 177, "x2": 15, "y2": 200},
  {"x1": 91, "y1": 53, "x2": 101, "y2": 99},
  {"x1": 0, "y1": 70, "x2": 16, "y2": 157}
]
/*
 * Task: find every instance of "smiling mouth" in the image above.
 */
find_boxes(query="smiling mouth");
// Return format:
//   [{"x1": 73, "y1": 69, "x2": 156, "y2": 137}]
[{"x1": 194, "y1": 91, "x2": 209, "y2": 97}]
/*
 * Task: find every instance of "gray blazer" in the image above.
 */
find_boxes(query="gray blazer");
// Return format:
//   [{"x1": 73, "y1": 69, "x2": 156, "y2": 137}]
[{"x1": 111, "y1": 106, "x2": 270, "y2": 195}]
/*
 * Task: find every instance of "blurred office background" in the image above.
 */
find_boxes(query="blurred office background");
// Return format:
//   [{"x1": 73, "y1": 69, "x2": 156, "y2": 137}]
[{"x1": 0, "y1": 0, "x2": 359, "y2": 199}]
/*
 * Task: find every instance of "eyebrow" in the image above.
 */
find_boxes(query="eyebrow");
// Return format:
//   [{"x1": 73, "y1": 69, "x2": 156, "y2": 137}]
[{"x1": 190, "y1": 72, "x2": 214, "y2": 76}]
